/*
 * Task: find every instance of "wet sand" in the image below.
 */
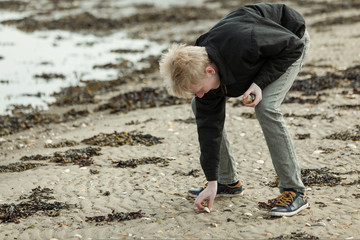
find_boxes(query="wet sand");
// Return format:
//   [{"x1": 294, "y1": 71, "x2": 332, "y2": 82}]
[{"x1": 0, "y1": 0, "x2": 359, "y2": 239}]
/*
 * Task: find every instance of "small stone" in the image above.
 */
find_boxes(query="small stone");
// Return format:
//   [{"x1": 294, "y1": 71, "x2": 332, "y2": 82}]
[
  {"x1": 305, "y1": 223, "x2": 311, "y2": 227},
  {"x1": 210, "y1": 223, "x2": 217, "y2": 228},
  {"x1": 256, "y1": 160, "x2": 264, "y2": 164},
  {"x1": 244, "y1": 212, "x2": 253, "y2": 217},
  {"x1": 64, "y1": 169, "x2": 70, "y2": 173},
  {"x1": 311, "y1": 222, "x2": 326, "y2": 227}
]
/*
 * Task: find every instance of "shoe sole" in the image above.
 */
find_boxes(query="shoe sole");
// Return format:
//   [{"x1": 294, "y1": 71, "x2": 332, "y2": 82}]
[
  {"x1": 188, "y1": 191, "x2": 244, "y2": 198},
  {"x1": 269, "y1": 202, "x2": 309, "y2": 217}
]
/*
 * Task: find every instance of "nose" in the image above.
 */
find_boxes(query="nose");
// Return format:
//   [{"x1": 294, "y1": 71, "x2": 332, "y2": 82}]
[{"x1": 197, "y1": 92, "x2": 205, "y2": 98}]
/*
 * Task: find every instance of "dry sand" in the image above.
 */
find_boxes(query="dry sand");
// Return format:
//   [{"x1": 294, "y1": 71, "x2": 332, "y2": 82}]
[{"x1": 0, "y1": 0, "x2": 359, "y2": 239}]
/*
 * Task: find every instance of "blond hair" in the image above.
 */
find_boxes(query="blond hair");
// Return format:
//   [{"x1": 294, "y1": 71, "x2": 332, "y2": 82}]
[{"x1": 159, "y1": 44, "x2": 210, "y2": 98}]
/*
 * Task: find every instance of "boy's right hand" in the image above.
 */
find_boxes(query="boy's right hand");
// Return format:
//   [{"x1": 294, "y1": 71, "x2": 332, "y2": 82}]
[{"x1": 194, "y1": 181, "x2": 217, "y2": 212}]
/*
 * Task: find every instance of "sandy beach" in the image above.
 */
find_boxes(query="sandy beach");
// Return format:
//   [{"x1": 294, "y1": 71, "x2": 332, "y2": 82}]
[{"x1": 0, "y1": 0, "x2": 359, "y2": 239}]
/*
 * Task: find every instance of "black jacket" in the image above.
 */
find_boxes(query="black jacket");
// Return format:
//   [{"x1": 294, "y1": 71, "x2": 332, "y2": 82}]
[{"x1": 194, "y1": 3, "x2": 306, "y2": 181}]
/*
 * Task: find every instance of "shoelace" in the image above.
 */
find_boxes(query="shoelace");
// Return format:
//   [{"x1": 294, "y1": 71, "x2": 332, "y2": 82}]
[{"x1": 275, "y1": 191, "x2": 296, "y2": 206}]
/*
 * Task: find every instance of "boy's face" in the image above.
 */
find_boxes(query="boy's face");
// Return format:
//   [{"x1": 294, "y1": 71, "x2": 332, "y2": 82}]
[{"x1": 189, "y1": 66, "x2": 220, "y2": 98}]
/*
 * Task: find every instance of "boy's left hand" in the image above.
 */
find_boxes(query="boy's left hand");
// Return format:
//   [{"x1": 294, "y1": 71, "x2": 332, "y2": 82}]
[{"x1": 242, "y1": 83, "x2": 262, "y2": 107}]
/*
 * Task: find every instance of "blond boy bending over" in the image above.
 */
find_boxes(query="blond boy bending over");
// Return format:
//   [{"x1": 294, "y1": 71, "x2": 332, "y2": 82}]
[{"x1": 159, "y1": 3, "x2": 310, "y2": 217}]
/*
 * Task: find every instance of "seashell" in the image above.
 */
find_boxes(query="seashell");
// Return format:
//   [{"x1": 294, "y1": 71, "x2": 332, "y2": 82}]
[
  {"x1": 204, "y1": 207, "x2": 211, "y2": 213},
  {"x1": 244, "y1": 212, "x2": 253, "y2": 217}
]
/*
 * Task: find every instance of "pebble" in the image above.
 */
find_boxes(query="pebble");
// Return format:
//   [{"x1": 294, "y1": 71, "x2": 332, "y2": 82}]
[
  {"x1": 256, "y1": 160, "x2": 264, "y2": 164},
  {"x1": 210, "y1": 223, "x2": 217, "y2": 228},
  {"x1": 64, "y1": 169, "x2": 70, "y2": 173},
  {"x1": 244, "y1": 212, "x2": 253, "y2": 217},
  {"x1": 240, "y1": 133, "x2": 246, "y2": 137},
  {"x1": 311, "y1": 222, "x2": 326, "y2": 227}
]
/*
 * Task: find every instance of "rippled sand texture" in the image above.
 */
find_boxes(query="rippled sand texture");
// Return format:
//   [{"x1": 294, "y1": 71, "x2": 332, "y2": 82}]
[{"x1": 0, "y1": 0, "x2": 359, "y2": 239}]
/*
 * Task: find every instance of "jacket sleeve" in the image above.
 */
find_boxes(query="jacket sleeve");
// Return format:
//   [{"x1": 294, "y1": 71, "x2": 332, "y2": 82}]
[
  {"x1": 251, "y1": 19, "x2": 304, "y2": 90},
  {"x1": 195, "y1": 92, "x2": 226, "y2": 181}
]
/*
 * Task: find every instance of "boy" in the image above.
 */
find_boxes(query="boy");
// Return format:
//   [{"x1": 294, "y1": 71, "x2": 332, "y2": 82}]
[{"x1": 159, "y1": 3, "x2": 310, "y2": 216}]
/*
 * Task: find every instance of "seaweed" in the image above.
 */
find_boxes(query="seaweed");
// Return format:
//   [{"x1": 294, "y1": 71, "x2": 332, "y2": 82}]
[
  {"x1": 125, "y1": 118, "x2": 156, "y2": 125},
  {"x1": 50, "y1": 85, "x2": 96, "y2": 106},
  {"x1": 21, "y1": 147, "x2": 102, "y2": 167},
  {"x1": 82, "y1": 131, "x2": 163, "y2": 147},
  {"x1": 267, "y1": 168, "x2": 346, "y2": 187},
  {"x1": 0, "y1": 106, "x2": 89, "y2": 137},
  {"x1": 0, "y1": 186, "x2": 75, "y2": 223},
  {"x1": 269, "y1": 232, "x2": 319, "y2": 239},
  {"x1": 311, "y1": 15, "x2": 360, "y2": 29},
  {"x1": 62, "y1": 108, "x2": 90, "y2": 121},
  {"x1": 258, "y1": 198, "x2": 277, "y2": 211},
  {"x1": 1, "y1": 6, "x2": 223, "y2": 33},
  {"x1": 283, "y1": 95, "x2": 323, "y2": 104},
  {"x1": 0, "y1": 1, "x2": 28, "y2": 11},
  {"x1": 0, "y1": 162, "x2": 47, "y2": 173},
  {"x1": 34, "y1": 73, "x2": 66, "y2": 81},
  {"x1": 85, "y1": 210, "x2": 143, "y2": 223},
  {"x1": 295, "y1": 133, "x2": 310, "y2": 140},
  {"x1": 283, "y1": 113, "x2": 320, "y2": 120},
  {"x1": 174, "y1": 117, "x2": 196, "y2": 124},
  {"x1": 113, "y1": 157, "x2": 174, "y2": 168},
  {"x1": 172, "y1": 169, "x2": 200, "y2": 178},
  {"x1": 325, "y1": 125, "x2": 360, "y2": 141},
  {"x1": 333, "y1": 104, "x2": 360, "y2": 110},
  {"x1": 290, "y1": 65, "x2": 360, "y2": 92},
  {"x1": 95, "y1": 87, "x2": 190, "y2": 114}
]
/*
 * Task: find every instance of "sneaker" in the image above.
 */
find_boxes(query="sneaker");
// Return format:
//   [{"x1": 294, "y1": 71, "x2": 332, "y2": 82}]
[
  {"x1": 269, "y1": 190, "x2": 309, "y2": 217},
  {"x1": 188, "y1": 181, "x2": 243, "y2": 198}
]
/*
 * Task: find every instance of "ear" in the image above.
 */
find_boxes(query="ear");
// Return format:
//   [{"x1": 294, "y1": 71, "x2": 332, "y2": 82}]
[{"x1": 205, "y1": 66, "x2": 215, "y2": 75}]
